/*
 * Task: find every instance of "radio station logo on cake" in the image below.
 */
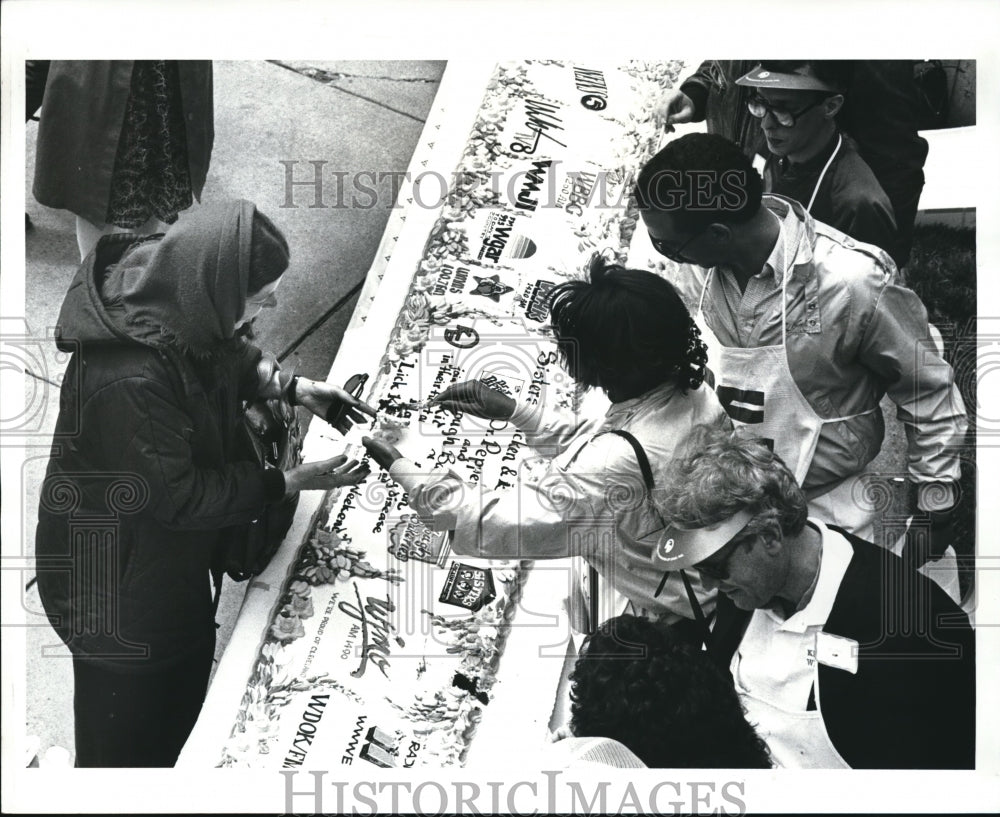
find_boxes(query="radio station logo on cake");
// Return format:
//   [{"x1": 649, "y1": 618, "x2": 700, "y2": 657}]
[
  {"x1": 438, "y1": 252, "x2": 521, "y2": 317},
  {"x1": 520, "y1": 278, "x2": 557, "y2": 323},
  {"x1": 439, "y1": 562, "x2": 497, "y2": 612},
  {"x1": 522, "y1": 62, "x2": 645, "y2": 124},
  {"x1": 429, "y1": 260, "x2": 473, "y2": 297},
  {"x1": 511, "y1": 159, "x2": 553, "y2": 213},
  {"x1": 500, "y1": 158, "x2": 625, "y2": 220},
  {"x1": 555, "y1": 161, "x2": 624, "y2": 217},
  {"x1": 471, "y1": 211, "x2": 538, "y2": 266},
  {"x1": 338, "y1": 713, "x2": 424, "y2": 769},
  {"x1": 574, "y1": 66, "x2": 609, "y2": 111}
]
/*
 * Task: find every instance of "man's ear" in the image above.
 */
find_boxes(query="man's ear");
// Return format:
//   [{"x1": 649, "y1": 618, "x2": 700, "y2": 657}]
[
  {"x1": 760, "y1": 534, "x2": 784, "y2": 556},
  {"x1": 823, "y1": 93, "x2": 845, "y2": 119},
  {"x1": 706, "y1": 222, "x2": 732, "y2": 244}
]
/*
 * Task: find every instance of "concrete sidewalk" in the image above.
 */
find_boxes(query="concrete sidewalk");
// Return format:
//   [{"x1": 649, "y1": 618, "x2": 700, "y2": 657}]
[{"x1": 21, "y1": 59, "x2": 445, "y2": 763}]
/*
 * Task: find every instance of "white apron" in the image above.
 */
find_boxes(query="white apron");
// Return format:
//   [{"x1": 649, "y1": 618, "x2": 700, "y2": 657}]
[
  {"x1": 732, "y1": 647, "x2": 850, "y2": 769},
  {"x1": 697, "y1": 209, "x2": 877, "y2": 488}
]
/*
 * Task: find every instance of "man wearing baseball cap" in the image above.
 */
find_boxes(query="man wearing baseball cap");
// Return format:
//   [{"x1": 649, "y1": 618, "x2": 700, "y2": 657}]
[
  {"x1": 735, "y1": 61, "x2": 898, "y2": 263},
  {"x1": 652, "y1": 424, "x2": 974, "y2": 769}
]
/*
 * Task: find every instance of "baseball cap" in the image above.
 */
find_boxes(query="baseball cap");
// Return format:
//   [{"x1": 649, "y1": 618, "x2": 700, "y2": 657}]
[
  {"x1": 651, "y1": 508, "x2": 755, "y2": 572},
  {"x1": 736, "y1": 64, "x2": 842, "y2": 93}
]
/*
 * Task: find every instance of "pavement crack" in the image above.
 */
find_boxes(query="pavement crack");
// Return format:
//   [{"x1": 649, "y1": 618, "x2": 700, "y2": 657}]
[
  {"x1": 268, "y1": 60, "x2": 430, "y2": 122},
  {"x1": 269, "y1": 60, "x2": 438, "y2": 84}
]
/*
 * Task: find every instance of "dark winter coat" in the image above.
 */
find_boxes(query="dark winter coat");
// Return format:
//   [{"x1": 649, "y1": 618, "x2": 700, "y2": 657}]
[
  {"x1": 32, "y1": 61, "x2": 214, "y2": 225},
  {"x1": 35, "y1": 202, "x2": 284, "y2": 672}
]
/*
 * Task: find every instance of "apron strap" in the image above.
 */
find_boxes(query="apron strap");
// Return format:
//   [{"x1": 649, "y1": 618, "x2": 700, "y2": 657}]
[{"x1": 805, "y1": 133, "x2": 843, "y2": 214}]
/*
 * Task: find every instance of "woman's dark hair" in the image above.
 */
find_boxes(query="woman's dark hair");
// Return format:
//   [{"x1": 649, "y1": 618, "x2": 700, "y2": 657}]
[
  {"x1": 247, "y1": 209, "x2": 291, "y2": 294},
  {"x1": 548, "y1": 254, "x2": 707, "y2": 393},
  {"x1": 569, "y1": 615, "x2": 772, "y2": 769}
]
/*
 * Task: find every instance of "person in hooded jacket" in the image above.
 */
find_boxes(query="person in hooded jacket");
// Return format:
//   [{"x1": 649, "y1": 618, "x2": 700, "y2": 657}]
[{"x1": 34, "y1": 199, "x2": 374, "y2": 767}]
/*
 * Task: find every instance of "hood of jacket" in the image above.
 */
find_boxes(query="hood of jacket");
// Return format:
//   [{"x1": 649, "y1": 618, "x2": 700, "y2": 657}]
[{"x1": 55, "y1": 199, "x2": 256, "y2": 357}]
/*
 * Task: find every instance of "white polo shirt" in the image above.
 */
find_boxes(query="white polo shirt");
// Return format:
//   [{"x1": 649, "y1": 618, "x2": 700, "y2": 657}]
[{"x1": 731, "y1": 519, "x2": 854, "y2": 713}]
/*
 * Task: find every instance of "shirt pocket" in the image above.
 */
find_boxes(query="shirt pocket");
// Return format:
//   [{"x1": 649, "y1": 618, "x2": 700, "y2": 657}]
[{"x1": 786, "y1": 274, "x2": 822, "y2": 336}]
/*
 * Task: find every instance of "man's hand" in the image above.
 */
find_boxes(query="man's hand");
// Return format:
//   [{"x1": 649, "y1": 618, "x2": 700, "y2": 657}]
[
  {"x1": 901, "y1": 511, "x2": 956, "y2": 570},
  {"x1": 901, "y1": 481, "x2": 958, "y2": 569},
  {"x1": 283, "y1": 455, "x2": 370, "y2": 496},
  {"x1": 654, "y1": 90, "x2": 696, "y2": 128},
  {"x1": 362, "y1": 436, "x2": 403, "y2": 472},
  {"x1": 430, "y1": 380, "x2": 516, "y2": 420},
  {"x1": 296, "y1": 378, "x2": 377, "y2": 434}
]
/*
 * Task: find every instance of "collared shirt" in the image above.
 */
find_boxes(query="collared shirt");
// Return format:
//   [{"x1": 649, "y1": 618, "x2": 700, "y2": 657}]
[
  {"x1": 664, "y1": 194, "x2": 967, "y2": 494},
  {"x1": 389, "y1": 381, "x2": 728, "y2": 621},
  {"x1": 764, "y1": 131, "x2": 899, "y2": 265},
  {"x1": 714, "y1": 209, "x2": 787, "y2": 347},
  {"x1": 732, "y1": 519, "x2": 853, "y2": 713}
]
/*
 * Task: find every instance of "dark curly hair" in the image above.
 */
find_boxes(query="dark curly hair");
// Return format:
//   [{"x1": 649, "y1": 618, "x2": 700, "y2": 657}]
[
  {"x1": 548, "y1": 254, "x2": 708, "y2": 393},
  {"x1": 569, "y1": 615, "x2": 772, "y2": 769}
]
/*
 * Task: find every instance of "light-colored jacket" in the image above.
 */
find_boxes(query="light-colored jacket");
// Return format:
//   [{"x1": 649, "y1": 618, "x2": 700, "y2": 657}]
[
  {"x1": 389, "y1": 382, "x2": 728, "y2": 622},
  {"x1": 663, "y1": 194, "x2": 966, "y2": 495}
]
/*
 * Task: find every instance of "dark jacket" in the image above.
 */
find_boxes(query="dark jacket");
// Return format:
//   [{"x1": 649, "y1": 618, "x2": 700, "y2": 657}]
[
  {"x1": 763, "y1": 132, "x2": 899, "y2": 264},
  {"x1": 35, "y1": 230, "x2": 283, "y2": 672},
  {"x1": 32, "y1": 61, "x2": 214, "y2": 225},
  {"x1": 710, "y1": 527, "x2": 975, "y2": 769},
  {"x1": 680, "y1": 60, "x2": 767, "y2": 159},
  {"x1": 679, "y1": 59, "x2": 928, "y2": 265}
]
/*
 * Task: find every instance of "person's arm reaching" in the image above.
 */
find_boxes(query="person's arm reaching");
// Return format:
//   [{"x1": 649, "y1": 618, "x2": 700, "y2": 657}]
[{"x1": 363, "y1": 430, "x2": 635, "y2": 561}]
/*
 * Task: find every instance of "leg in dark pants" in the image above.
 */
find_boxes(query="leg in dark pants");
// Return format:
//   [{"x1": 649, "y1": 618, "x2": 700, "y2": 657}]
[{"x1": 72, "y1": 638, "x2": 214, "y2": 767}]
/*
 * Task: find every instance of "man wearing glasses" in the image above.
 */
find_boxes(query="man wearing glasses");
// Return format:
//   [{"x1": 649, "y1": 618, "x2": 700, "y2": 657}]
[
  {"x1": 658, "y1": 60, "x2": 929, "y2": 268},
  {"x1": 634, "y1": 133, "x2": 966, "y2": 575},
  {"x1": 651, "y1": 424, "x2": 974, "y2": 769},
  {"x1": 737, "y1": 61, "x2": 898, "y2": 265}
]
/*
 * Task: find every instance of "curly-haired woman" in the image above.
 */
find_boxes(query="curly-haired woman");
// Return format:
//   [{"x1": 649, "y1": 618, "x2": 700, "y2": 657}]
[
  {"x1": 565, "y1": 614, "x2": 772, "y2": 768},
  {"x1": 34, "y1": 200, "x2": 374, "y2": 766},
  {"x1": 364, "y1": 254, "x2": 730, "y2": 627}
]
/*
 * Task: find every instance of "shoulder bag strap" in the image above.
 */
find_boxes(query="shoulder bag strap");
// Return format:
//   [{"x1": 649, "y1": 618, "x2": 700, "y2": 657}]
[{"x1": 599, "y1": 429, "x2": 713, "y2": 648}]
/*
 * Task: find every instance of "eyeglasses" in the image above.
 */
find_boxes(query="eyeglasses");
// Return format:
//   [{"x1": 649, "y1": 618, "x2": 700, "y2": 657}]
[
  {"x1": 692, "y1": 536, "x2": 746, "y2": 582},
  {"x1": 746, "y1": 94, "x2": 827, "y2": 127},
  {"x1": 648, "y1": 225, "x2": 706, "y2": 264}
]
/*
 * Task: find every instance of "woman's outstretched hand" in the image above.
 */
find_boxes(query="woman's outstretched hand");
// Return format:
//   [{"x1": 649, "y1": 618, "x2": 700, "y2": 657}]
[
  {"x1": 283, "y1": 455, "x2": 370, "y2": 496},
  {"x1": 296, "y1": 378, "x2": 377, "y2": 434},
  {"x1": 430, "y1": 380, "x2": 516, "y2": 420}
]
